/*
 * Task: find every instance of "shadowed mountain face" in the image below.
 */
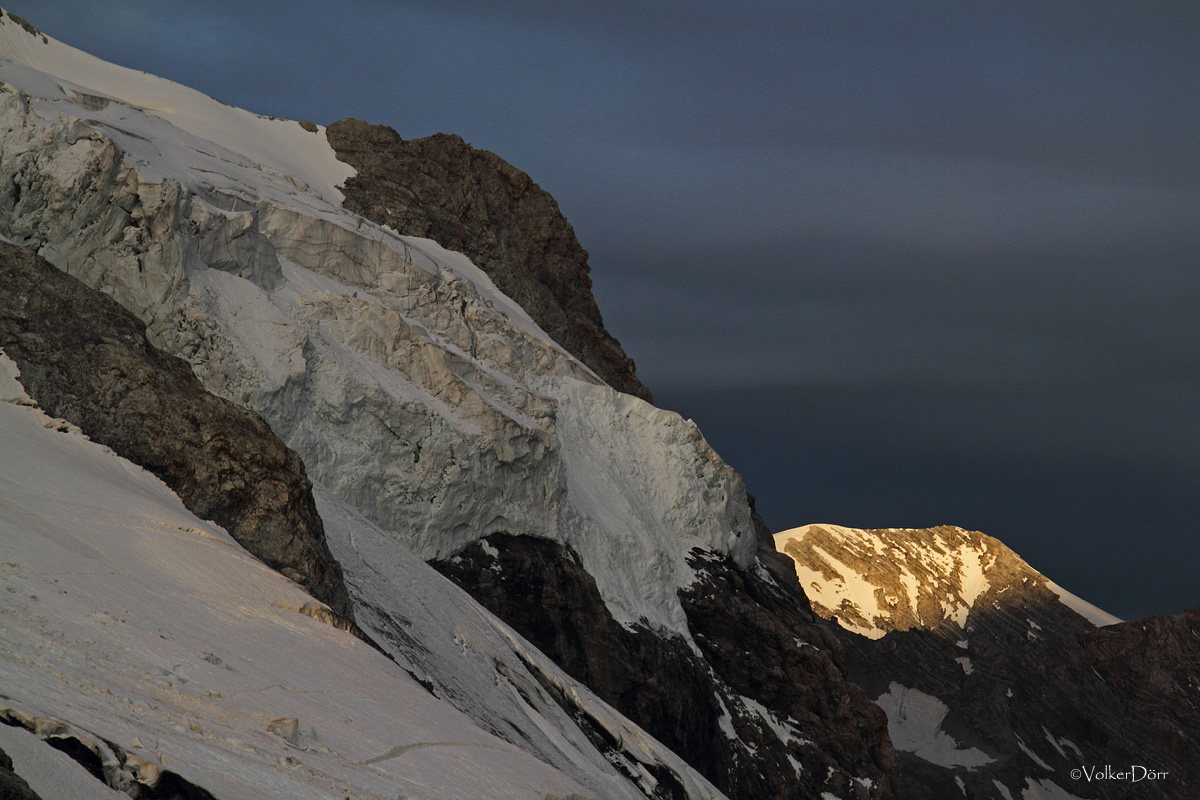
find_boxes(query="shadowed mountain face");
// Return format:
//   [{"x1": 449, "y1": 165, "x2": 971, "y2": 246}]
[
  {"x1": 325, "y1": 118, "x2": 651, "y2": 402},
  {"x1": 0, "y1": 240, "x2": 354, "y2": 621},
  {"x1": 433, "y1": 534, "x2": 904, "y2": 800},
  {"x1": 777, "y1": 523, "x2": 1198, "y2": 799},
  {"x1": 833, "y1": 604, "x2": 1200, "y2": 800}
]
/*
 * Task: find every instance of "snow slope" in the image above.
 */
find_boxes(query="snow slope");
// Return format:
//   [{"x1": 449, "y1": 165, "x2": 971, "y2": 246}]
[
  {"x1": 0, "y1": 351, "x2": 588, "y2": 799},
  {"x1": 0, "y1": 10, "x2": 352, "y2": 206},
  {"x1": 316, "y1": 482, "x2": 726, "y2": 800},
  {"x1": 0, "y1": 9, "x2": 756, "y2": 639},
  {"x1": 1044, "y1": 580, "x2": 1122, "y2": 627},
  {"x1": 0, "y1": 349, "x2": 725, "y2": 800}
]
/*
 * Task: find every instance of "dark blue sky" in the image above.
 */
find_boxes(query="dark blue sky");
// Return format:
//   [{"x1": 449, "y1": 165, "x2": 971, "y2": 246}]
[{"x1": 22, "y1": 1, "x2": 1200, "y2": 620}]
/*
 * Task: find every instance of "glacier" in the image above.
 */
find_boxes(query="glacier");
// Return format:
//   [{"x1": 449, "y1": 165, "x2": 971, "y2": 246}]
[{"x1": 0, "y1": 11, "x2": 756, "y2": 642}]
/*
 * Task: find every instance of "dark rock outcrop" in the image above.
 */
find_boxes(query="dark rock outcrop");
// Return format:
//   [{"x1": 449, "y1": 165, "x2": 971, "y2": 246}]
[
  {"x1": 0, "y1": 745, "x2": 44, "y2": 800},
  {"x1": 682, "y1": 551, "x2": 902, "y2": 800},
  {"x1": 999, "y1": 607, "x2": 1200, "y2": 800},
  {"x1": 1, "y1": 712, "x2": 220, "y2": 800},
  {"x1": 434, "y1": 534, "x2": 905, "y2": 800},
  {"x1": 0, "y1": 240, "x2": 353, "y2": 620},
  {"x1": 0, "y1": 9, "x2": 48, "y2": 44},
  {"x1": 325, "y1": 118, "x2": 651, "y2": 402}
]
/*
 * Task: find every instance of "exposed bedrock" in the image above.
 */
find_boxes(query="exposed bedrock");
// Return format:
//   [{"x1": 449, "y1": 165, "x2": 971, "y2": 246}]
[
  {"x1": 776, "y1": 524, "x2": 1197, "y2": 799},
  {"x1": 434, "y1": 535, "x2": 904, "y2": 800},
  {"x1": 325, "y1": 118, "x2": 652, "y2": 402},
  {"x1": 834, "y1": 605, "x2": 1200, "y2": 800},
  {"x1": 0, "y1": 744, "x2": 44, "y2": 800},
  {"x1": 0, "y1": 239, "x2": 353, "y2": 620}
]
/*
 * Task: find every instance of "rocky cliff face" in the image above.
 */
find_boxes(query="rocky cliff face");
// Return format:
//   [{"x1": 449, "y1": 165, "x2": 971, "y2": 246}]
[
  {"x1": 325, "y1": 118, "x2": 651, "y2": 403},
  {"x1": 434, "y1": 536, "x2": 903, "y2": 800},
  {"x1": 992, "y1": 607, "x2": 1200, "y2": 799},
  {"x1": 831, "y1": 605, "x2": 1200, "y2": 800},
  {"x1": 0, "y1": 238, "x2": 353, "y2": 620}
]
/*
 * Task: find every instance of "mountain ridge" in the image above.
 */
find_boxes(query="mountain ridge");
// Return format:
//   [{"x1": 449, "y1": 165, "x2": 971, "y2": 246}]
[
  {"x1": 778, "y1": 522, "x2": 1196, "y2": 799},
  {"x1": 775, "y1": 523, "x2": 1119, "y2": 640},
  {"x1": 0, "y1": 12, "x2": 902, "y2": 799},
  {"x1": 325, "y1": 118, "x2": 652, "y2": 403}
]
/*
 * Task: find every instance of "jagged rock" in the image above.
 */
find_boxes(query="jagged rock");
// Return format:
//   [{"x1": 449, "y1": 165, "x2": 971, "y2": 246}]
[
  {"x1": 434, "y1": 535, "x2": 905, "y2": 800},
  {"x1": 0, "y1": 9, "x2": 47, "y2": 43},
  {"x1": 0, "y1": 240, "x2": 353, "y2": 620},
  {"x1": 994, "y1": 608, "x2": 1200, "y2": 800},
  {"x1": 326, "y1": 118, "x2": 651, "y2": 402},
  {"x1": 433, "y1": 535, "x2": 726, "y2": 782},
  {"x1": 834, "y1": 607, "x2": 1200, "y2": 800},
  {"x1": 0, "y1": 707, "x2": 220, "y2": 800},
  {"x1": 681, "y1": 552, "x2": 902, "y2": 800}
]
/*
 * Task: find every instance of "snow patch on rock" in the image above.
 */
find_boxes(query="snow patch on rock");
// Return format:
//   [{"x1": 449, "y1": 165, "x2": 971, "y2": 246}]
[
  {"x1": 873, "y1": 683, "x2": 993, "y2": 769},
  {"x1": 1044, "y1": 580, "x2": 1121, "y2": 627}
]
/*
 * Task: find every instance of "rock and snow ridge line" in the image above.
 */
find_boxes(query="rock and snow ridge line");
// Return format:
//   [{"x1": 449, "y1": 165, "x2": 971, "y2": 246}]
[
  {"x1": 0, "y1": 238, "x2": 356, "y2": 623},
  {"x1": 0, "y1": 8, "x2": 757, "y2": 640},
  {"x1": 0, "y1": 7, "x2": 354, "y2": 207},
  {"x1": 771, "y1": 524, "x2": 1183, "y2": 800},
  {"x1": 774, "y1": 523, "x2": 1119, "y2": 640}
]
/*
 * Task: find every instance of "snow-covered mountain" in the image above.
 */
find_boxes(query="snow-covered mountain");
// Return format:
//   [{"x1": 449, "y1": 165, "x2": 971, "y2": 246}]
[
  {"x1": 1, "y1": 237, "x2": 735, "y2": 800},
  {"x1": 775, "y1": 523, "x2": 1119, "y2": 640},
  {"x1": 0, "y1": 10, "x2": 899, "y2": 799},
  {"x1": 0, "y1": 0, "x2": 747, "y2": 644}
]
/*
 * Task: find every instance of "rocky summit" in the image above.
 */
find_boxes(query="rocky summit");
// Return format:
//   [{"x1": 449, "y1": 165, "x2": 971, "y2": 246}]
[{"x1": 325, "y1": 118, "x2": 652, "y2": 403}]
